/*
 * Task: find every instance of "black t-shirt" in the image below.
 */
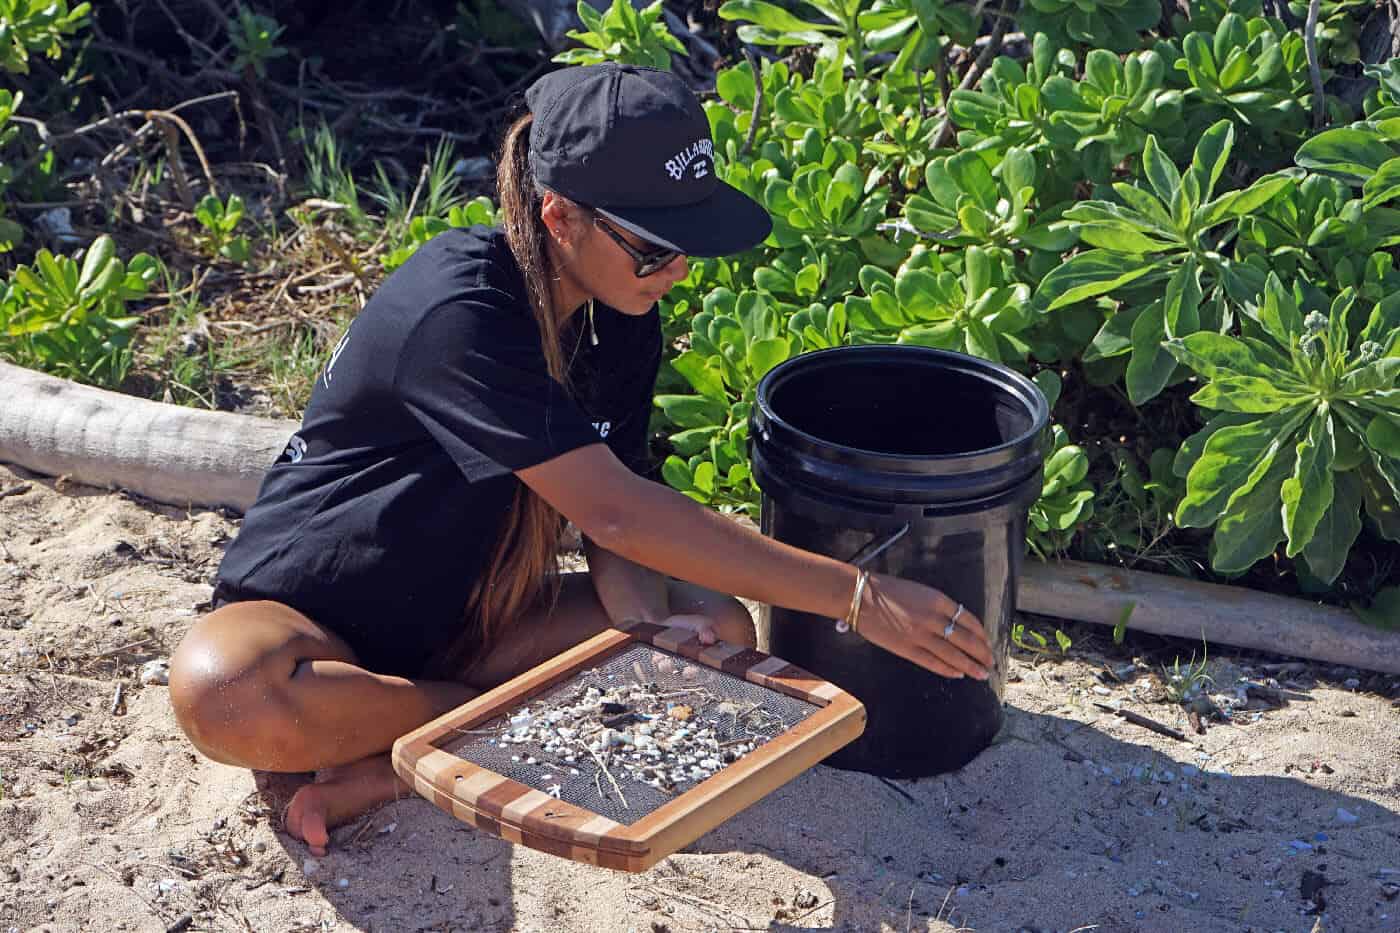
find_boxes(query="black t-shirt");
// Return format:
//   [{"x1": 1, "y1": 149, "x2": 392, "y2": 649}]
[{"x1": 215, "y1": 225, "x2": 661, "y2": 676}]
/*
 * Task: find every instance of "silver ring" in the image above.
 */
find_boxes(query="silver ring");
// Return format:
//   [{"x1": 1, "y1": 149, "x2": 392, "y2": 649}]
[
  {"x1": 943, "y1": 620, "x2": 957, "y2": 638},
  {"x1": 952, "y1": 603, "x2": 965, "y2": 622}
]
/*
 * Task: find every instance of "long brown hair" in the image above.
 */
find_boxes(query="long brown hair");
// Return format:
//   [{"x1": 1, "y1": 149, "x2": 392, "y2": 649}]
[{"x1": 434, "y1": 111, "x2": 578, "y2": 677}]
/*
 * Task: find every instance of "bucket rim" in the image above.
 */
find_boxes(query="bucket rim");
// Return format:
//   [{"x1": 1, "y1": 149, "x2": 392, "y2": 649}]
[{"x1": 752, "y1": 345, "x2": 1050, "y2": 468}]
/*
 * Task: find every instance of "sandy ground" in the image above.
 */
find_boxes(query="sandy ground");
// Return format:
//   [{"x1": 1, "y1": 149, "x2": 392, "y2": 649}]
[{"x1": 1, "y1": 460, "x2": 1398, "y2": 933}]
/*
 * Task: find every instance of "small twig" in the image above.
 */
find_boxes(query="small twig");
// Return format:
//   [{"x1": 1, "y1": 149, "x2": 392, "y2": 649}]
[
  {"x1": 739, "y1": 45, "x2": 764, "y2": 159},
  {"x1": 147, "y1": 109, "x2": 218, "y2": 200},
  {"x1": 878, "y1": 776, "x2": 917, "y2": 804},
  {"x1": 92, "y1": 637, "x2": 156, "y2": 660},
  {"x1": 584, "y1": 743, "x2": 628, "y2": 809},
  {"x1": 1305, "y1": 0, "x2": 1326, "y2": 130},
  {"x1": 1093, "y1": 702, "x2": 1188, "y2": 741},
  {"x1": 932, "y1": 2, "x2": 1010, "y2": 149},
  {"x1": 293, "y1": 274, "x2": 356, "y2": 296},
  {"x1": 110, "y1": 682, "x2": 126, "y2": 716},
  {"x1": 157, "y1": 120, "x2": 194, "y2": 209},
  {"x1": 0, "y1": 482, "x2": 33, "y2": 500}
]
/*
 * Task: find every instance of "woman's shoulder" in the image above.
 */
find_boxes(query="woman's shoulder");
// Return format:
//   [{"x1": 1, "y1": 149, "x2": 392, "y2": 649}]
[{"x1": 405, "y1": 225, "x2": 526, "y2": 303}]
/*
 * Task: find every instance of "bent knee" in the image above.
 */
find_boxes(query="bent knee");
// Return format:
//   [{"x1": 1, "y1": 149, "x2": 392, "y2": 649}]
[{"x1": 169, "y1": 610, "x2": 304, "y2": 767}]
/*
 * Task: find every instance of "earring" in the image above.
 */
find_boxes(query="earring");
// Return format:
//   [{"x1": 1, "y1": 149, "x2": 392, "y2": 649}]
[{"x1": 587, "y1": 298, "x2": 599, "y2": 346}]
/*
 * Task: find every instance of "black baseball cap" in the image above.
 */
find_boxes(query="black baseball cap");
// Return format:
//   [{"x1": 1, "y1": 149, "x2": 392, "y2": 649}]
[{"x1": 525, "y1": 62, "x2": 772, "y2": 258}]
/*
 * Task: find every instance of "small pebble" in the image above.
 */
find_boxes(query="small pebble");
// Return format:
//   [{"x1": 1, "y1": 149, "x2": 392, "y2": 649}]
[
  {"x1": 1336, "y1": 807, "x2": 1360, "y2": 824},
  {"x1": 139, "y1": 659, "x2": 170, "y2": 686},
  {"x1": 336, "y1": 878, "x2": 349, "y2": 889}
]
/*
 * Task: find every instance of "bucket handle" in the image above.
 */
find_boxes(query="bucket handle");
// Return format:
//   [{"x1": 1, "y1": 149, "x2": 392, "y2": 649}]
[{"x1": 845, "y1": 522, "x2": 912, "y2": 569}]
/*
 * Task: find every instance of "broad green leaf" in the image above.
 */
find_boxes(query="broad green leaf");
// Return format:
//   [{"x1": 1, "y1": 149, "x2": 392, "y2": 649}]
[
  {"x1": 1166, "y1": 331, "x2": 1278, "y2": 380},
  {"x1": 722, "y1": 0, "x2": 837, "y2": 42},
  {"x1": 747, "y1": 337, "x2": 790, "y2": 378},
  {"x1": 668, "y1": 426, "x2": 723, "y2": 456},
  {"x1": 1178, "y1": 408, "x2": 1307, "y2": 526},
  {"x1": 1281, "y1": 409, "x2": 1336, "y2": 555},
  {"x1": 1085, "y1": 305, "x2": 1140, "y2": 362},
  {"x1": 1035, "y1": 251, "x2": 1166, "y2": 311},
  {"x1": 671, "y1": 350, "x2": 728, "y2": 402},
  {"x1": 1295, "y1": 127, "x2": 1398, "y2": 185},
  {"x1": 655, "y1": 395, "x2": 728, "y2": 429},
  {"x1": 1367, "y1": 413, "x2": 1400, "y2": 458},
  {"x1": 692, "y1": 461, "x2": 717, "y2": 494},
  {"x1": 1125, "y1": 299, "x2": 1176, "y2": 405},
  {"x1": 1301, "y1": 470, "x2": 1362, "y2": 584},
  {"x1": 661, "y1": 454, "x2": 694, "y2": 491},
  {"x1": 1141, "y1": 135, "x2": 1181, "y2": 206},
  {"x1": 1209, "y1": 451, "x2": 1293, "y2": 574},
  {"x1": 1190, "y1": 377, "x2": 1310, "y2": 413},
  {"x1": 1362, "y1": 156, "x2": 1400, "y2": 208},
  {"x1": 1189, "y1": 120, "x2": 1234, "y2": 203},
  {"x1": 1198, "y1": 172, "x2": 1297, "y2": 226},
  {"x1": 1163, "y1": 256, "x2": 1202, "y2": 338}
]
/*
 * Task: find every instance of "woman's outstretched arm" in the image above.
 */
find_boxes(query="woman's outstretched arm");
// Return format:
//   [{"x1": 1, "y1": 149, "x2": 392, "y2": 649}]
[{"x1": 518, "y1": 444, "x2": 994, "y2": 680}]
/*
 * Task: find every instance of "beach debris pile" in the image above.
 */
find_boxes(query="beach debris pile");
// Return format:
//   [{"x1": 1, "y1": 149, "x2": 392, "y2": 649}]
[{"x1": 476, "y1": 655, "x2": 791, "y2": 803}]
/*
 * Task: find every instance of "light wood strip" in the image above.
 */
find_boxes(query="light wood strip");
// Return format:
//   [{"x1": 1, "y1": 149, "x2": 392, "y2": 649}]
[
  {"x1": 698, "y1": 642, "x2": 746, "y2": 667},
  {"x1": 652, "y1": 626, "x2": 700, "y2": 654},
  {"x1": 501, "y1": 789, "x2": 554, "y2": 825}
]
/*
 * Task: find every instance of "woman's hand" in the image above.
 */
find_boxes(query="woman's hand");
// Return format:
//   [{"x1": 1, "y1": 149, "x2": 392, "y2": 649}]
[{"x1": 857, "y1": 574, "x2": 995, "y2": 680}]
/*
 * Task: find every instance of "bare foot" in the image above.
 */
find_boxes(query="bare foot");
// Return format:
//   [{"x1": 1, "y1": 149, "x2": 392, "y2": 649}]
[{"x1": 282, "y1": 754, "x2": 409, "y2": 856}]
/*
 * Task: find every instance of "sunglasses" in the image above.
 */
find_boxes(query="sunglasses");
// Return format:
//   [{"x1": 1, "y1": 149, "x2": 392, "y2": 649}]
[{"x1": 591, "y1": 212, "x2": 682, "y2": 277}]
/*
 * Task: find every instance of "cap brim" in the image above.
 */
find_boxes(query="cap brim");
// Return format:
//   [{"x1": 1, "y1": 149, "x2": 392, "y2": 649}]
[{"x1": 595, "y1": 181, "x2": 772, "y2": 258}]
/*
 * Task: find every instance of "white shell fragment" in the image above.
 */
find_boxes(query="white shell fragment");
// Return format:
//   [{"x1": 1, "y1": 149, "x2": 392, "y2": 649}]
[{"x1": 139, "y1": 659, "x2": 170, "y2": 686}]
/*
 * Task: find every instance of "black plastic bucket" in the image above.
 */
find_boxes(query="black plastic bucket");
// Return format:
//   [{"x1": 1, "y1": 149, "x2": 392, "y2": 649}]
[{"x1": 750, "y1": 345, "x2": 1049, "y2": 778}]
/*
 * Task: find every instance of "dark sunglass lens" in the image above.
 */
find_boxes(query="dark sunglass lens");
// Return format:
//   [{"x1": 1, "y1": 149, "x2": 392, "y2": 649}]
[{"x1": 638, "y1": 251, "x2": 678, "y2": 277}]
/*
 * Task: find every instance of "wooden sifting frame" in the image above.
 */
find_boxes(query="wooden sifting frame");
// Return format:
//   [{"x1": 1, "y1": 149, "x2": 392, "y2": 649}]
[{"x1": 391, "y1": 619, "x2": 867, "y2": 872}]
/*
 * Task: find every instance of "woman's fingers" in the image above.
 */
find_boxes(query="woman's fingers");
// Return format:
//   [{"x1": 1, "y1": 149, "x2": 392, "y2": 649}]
[{"x1": 907, "y1": 644, "x2": 969, "y2": 680}]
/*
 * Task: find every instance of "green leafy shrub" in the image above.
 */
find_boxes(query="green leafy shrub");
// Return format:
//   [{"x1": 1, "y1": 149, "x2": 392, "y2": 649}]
[
  {"x1": 1161, "y1": 13, "x2": 1316, "y2": 159},
  {"x1": 1, "y1": 236, "x2": 159, "y2": 388},
  {"x1": 0, "y1": 89, "x2": 23, "y2": 251},
  {"x1": 194, "y1": 194, "x2": 252, "y2": 263},
  {"x1": 1038, "y1": 120, "x2": 1299, "y2": 403},
  {"x1": 0, "y1": 0, "x2": 90, "y2": 74},
  {"x1": 1167, "y1": 276, "x2": 1400, "y2": 582},
  {"x1": 381, "y1": 197, "x2": 499, "y2": 272},
  {"x1": 1027, "y1": 374, "x2": 1095, "y2": 559},
  {"x1": 846, "y1": 245, "x2": 1033, "y2": 363},
  {"x1": 1017, "y1": 0, "x2": 1159, "y2": 53},
  {"x1": 228, "y1": 5, "x2": 288, "y2": 77},
  {"x1": 554, "y1": 0, "x2": 686, "y2": 69}
]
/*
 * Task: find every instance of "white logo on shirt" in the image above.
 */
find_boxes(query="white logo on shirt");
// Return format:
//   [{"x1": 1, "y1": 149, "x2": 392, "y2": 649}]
[
  {"x1": 593, "y1": 420, "x2": 612, "y2": 438},
  {"x1": 664, "y1": 138, "x2": 713, "y2": 182},
  {"x1": 283, "y1": 435, "x2": 307, "y2": 463},
  {"x1": 323, "y1": 326, "x2": 352, "y2": 388}
]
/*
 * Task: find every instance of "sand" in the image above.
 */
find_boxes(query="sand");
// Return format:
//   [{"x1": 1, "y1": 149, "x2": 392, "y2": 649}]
[{"x1": 1, "y1": 460, "x2": 1398, "y2": 933}]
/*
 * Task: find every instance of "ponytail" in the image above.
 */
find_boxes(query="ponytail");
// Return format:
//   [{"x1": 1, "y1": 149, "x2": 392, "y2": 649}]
[{"x1": 432, "y1": 112, "x2": 576, "y2": 678}]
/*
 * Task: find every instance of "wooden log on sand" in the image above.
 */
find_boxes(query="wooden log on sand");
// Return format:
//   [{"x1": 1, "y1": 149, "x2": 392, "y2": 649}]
[
  {"x1": 1019, "y1": 560, "x2": 1400, "y2": 675},
  {"x1": 0, "y1": 360, "x2": 297, "y2": 513},
  {"x1": 1, "y1": 360, "x2": 1395, "y2": 673}
]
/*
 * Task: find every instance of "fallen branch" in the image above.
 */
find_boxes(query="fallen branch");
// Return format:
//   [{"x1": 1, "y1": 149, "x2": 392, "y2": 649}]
[
  {"x1": 1019, "y1": 559, "x2": 1400, "y2": 675},
  {"x1": 1092, "y1": 702, "x2": 1188, "y2": 742},
  {"x1": 0, "y1": 360, "x2": 297, "y2": 513}
]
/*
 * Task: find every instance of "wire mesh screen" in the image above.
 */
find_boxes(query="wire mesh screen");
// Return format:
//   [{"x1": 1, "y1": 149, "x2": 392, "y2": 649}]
[{"x1": 438, "y1": 643, "x2": 821, "y2": 824}]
